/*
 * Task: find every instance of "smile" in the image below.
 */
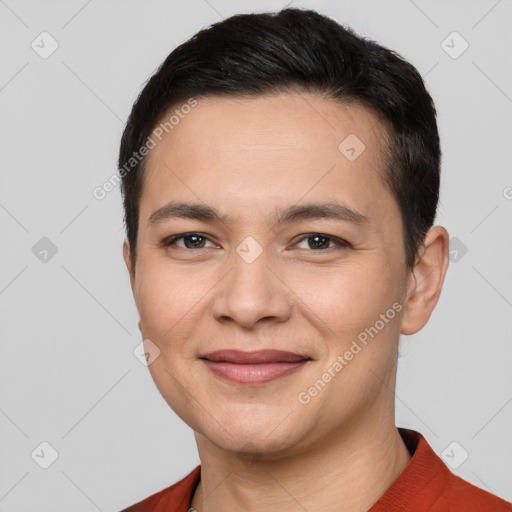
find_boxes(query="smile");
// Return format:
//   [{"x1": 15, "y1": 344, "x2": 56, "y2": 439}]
[{"x1": 199, "y1": 349, "x2": 312, "y2": 385}]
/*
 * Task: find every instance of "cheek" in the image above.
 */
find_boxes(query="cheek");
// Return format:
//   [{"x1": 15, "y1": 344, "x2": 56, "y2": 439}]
[
  {"x1": 136, "y1": 268, "x2": 198, "y2": 413},
  {"x1": 135, "y1": 262, "x2": 216, "y2": 377},
  {"x1": 138, "y1": 280, "x2": 175, "y2": 335},
  {"x1": 292, "y1": 259, "x2": 397, "y2": 334},
  {"x1": 136, "y1": 263, "x2": 203, "y2": 331}
]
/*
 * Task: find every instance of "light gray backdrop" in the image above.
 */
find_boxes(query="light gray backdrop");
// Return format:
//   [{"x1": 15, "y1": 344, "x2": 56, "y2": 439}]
[{"x1": 1, "y1": 0, "x2": 511, "y2": 510}]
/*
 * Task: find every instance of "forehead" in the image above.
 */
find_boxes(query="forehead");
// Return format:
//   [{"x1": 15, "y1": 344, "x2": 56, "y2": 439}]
[
  {"x1": 148, "y1": 93, "x2": 386, "y2": 163},
  {"x1": 140, "y1": 93, "x2": 397, "y2": 229}
]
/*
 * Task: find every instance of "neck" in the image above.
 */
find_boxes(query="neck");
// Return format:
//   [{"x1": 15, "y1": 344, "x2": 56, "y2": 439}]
[{"x1": 190, "y1": 418, "x2": 411, "y2": 512}]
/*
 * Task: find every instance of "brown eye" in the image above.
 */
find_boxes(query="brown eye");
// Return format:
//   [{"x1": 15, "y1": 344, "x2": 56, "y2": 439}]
[
  {"x1": 164, "y1": 233, "x2": 216, "y2": 249},
  {"x1": 182, "y1": 234, "x2": 206, "y2": 248},
  {"x1": 307, "y1": 234, "x2": 330, "y2": 249},
  {"x1": 295, "y1": 233, "x2": 350, "y2": 250}
]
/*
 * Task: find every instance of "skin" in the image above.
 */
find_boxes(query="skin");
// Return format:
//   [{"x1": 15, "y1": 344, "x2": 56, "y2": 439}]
[{"x1": 123, "y1": 92, "x2": 450, "y2": 511}]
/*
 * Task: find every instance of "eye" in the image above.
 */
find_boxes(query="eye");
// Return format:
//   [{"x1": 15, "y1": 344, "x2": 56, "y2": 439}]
[
  {"x1": 294, "y1": 233, "x2": 351, "y2": 250},
  {"x1": 162, "y1": 232, "x2": 350, "y2": 252},
  {"x1": 163, "y1": 233, "x2": 217, "y2": 250}
]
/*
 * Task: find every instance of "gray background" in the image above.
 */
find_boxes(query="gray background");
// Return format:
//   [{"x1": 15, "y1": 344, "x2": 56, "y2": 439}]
[{"x1": 1, "y1": 0, "x2": 511, "y2": 510}]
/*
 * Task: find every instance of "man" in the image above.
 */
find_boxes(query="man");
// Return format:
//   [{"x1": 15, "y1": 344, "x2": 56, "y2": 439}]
[{"x1": 118, "y1": 8, "x2": 511, "y2": 511}]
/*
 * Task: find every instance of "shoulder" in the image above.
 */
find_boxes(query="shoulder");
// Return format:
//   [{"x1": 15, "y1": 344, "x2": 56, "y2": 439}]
[
  {"x1": 372, "y1": 429, "x2": 511, "y2": 511},
  {"x1": 120, "y1": 465, "x2": 201, "y2": 512},
  {"x1": 430, "y1": 469, "x2": 512, "y2": 511}
]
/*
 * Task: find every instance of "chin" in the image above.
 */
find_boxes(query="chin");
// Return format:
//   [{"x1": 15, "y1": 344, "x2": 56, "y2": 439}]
[{"x1": 194, "y1": 413, "x2": 308, "y2": 459}]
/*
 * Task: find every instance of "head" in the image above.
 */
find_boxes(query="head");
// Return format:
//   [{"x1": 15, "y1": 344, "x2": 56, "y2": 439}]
[{"x1": 120, "y1": 8, "x2": 449, "y2": 458}]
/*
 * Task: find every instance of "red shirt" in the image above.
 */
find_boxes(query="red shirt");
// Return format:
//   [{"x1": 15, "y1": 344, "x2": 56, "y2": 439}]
[{"x1": 121, "y1": 429, "x2": 511, "y2": 511}]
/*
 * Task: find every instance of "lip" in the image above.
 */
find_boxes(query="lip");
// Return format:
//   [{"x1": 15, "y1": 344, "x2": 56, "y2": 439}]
[{"x1": 199, "y1": 350, "x2": 311, "y2": 385}]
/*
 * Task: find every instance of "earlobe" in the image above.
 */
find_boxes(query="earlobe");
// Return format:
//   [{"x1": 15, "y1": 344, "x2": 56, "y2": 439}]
[{"x1": 400, "y1": 226, "x2": 450, "y2": 336}]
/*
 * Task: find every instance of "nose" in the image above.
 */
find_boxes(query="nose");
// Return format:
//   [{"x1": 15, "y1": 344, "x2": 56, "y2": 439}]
[{"x1": 210, "y1": 249, "x2": 292, "y2": 329}]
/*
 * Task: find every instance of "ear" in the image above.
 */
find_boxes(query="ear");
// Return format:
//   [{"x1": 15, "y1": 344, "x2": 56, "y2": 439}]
[
  {"x1": 123, "y1": 240, "x2": 143, "y2": 333},
  {"x1": 401, "y1": 226, "x2": 450, "y2": 335},
  {"x1": 123, "y1": 239, "x2": 136, "y2": 294}
]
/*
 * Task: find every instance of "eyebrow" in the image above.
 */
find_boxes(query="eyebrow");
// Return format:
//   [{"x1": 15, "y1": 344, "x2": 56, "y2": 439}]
[{"x1": 147, "y1": 201, "x2": 369, "y2": 227}]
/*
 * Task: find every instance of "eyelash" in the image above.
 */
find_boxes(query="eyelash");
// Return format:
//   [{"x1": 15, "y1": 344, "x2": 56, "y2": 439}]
[{"x1": 162, "y1": 232, "x2": 351, "y2": 251}]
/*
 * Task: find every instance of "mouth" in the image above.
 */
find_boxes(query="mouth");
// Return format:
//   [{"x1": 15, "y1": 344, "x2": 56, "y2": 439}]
[{"x1": 199, "y1": 349, "x2": 312, "y2": 385}]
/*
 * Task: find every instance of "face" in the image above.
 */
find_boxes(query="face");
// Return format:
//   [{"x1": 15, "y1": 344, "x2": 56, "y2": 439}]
[{"x1": 123, "y1": 92, "x2": 432, "y2": 459}]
